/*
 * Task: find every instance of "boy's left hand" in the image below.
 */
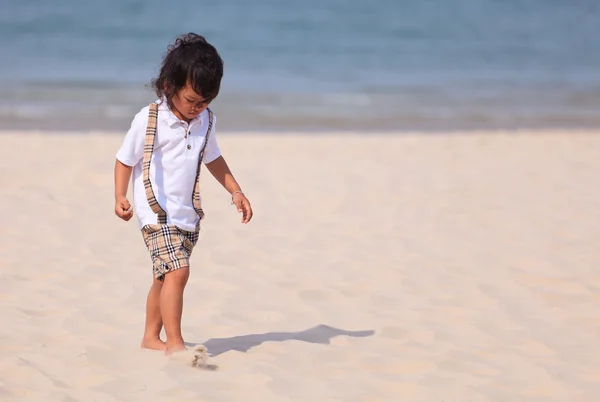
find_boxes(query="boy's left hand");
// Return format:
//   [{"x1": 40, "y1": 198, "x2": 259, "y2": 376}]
[{"x1": 232, "y1": 192, "x2": 253, "y2": 224}]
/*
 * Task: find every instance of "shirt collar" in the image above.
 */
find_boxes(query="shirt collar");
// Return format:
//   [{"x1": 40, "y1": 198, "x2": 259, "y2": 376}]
[{"x1": 157, "y1": 98, "x2": 204, "y2": 128}]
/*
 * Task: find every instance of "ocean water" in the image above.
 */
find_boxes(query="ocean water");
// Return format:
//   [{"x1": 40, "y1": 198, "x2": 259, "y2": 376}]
[{"x1": 1, "y1": 0, "x2": 599, "y2": 132}]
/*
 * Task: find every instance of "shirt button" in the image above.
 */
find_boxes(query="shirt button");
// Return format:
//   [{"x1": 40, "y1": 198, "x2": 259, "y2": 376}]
[{"x1": 187, "y1": 145, "x2": 192, "y2": 150}]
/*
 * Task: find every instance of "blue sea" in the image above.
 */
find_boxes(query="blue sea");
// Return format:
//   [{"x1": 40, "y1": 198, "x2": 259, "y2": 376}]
[{"x1": 1, "y1": 0, "x2": 599, "y2": 131}]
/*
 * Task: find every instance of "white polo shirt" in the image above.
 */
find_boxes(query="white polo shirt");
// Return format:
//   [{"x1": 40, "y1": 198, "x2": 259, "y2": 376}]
[{"x1": 116, "y1": 100, "x2": 221, "y2": 232}]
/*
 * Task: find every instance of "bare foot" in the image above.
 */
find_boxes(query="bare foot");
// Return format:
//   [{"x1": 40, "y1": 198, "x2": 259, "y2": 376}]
[
  {"x1": 165, "y1": 343, "x2": 186, "y2": 355},
  {"x1": 141, "y1": 337, "x2": 167, "y2": 351}
]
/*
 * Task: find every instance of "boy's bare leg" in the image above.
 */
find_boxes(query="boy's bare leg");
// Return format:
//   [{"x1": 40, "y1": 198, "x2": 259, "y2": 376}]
[
  {"x1": 141, "y1": 277, "x2": 167, "y2": 351},
  {"x1": 161, "y1": 267, "x2": 190, "y2": 354}
]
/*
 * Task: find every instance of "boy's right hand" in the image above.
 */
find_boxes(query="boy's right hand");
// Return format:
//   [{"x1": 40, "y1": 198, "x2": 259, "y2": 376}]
[{"x1": 115, "y1": 195, "x2": 133, "y2": 221}]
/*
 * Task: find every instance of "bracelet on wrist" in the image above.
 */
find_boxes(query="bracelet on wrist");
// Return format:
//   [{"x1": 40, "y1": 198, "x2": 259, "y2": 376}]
[{"x1": 230, "y1": 190, "x2": 244, "y2": 204}]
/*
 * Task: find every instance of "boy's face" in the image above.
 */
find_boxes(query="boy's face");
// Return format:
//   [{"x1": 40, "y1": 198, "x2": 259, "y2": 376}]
[{"x1": 172, "y1": 83, "x2": 211, "y2": 121}]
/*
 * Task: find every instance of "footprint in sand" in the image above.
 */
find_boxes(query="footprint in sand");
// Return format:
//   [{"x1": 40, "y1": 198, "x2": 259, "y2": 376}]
[{"x1": 169, "y1": 345, "x2": 218, "y2": 371}]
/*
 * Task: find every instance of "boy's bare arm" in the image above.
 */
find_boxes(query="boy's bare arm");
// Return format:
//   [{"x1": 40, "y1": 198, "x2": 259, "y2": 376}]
[
  {"x1": 205, "y1": 156, "x2": 253, "y2": 223},
  {"x1": 114, "y1": 159, "x2": 134, "y2": 221}
]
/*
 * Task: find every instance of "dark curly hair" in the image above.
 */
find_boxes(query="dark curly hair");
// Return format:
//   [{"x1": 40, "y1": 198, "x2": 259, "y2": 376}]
[{"x1": 151, "y1": 33, "x2": 224, "y2": 108}]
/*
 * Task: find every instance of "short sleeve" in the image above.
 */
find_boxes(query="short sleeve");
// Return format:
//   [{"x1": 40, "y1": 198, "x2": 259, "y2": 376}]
[
  {"x1": 116, "y1": 107, "x2": 148, "y2": 167},
  {"x1": 202, "y1": 113, "x2": 222, "y2": 164}
]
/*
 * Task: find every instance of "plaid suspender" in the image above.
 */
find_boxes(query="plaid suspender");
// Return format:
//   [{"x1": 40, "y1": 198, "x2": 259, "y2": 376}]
[
  {"x1": 142, "y1": 103, "x2": 166, "y2": 224},
  {"x1": 192, "y1": 108, "x2": 214, "y2": 221}
]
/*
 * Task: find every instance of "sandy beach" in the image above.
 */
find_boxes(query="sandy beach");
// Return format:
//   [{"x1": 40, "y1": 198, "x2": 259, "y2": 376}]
[{"x1": 1, "y1": 129, "x2": 599, "y2": 401}]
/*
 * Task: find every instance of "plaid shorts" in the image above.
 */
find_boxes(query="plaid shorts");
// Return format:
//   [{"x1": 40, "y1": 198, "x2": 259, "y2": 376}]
[{"x1": 141, "y1": 224, "x2": 199, "y2": 281}]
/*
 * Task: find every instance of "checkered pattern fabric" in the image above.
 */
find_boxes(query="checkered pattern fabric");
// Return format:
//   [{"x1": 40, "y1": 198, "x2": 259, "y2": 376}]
[
  {"x1": 142, "y1": 102, "x2": 166, "y2": 224},
  {"x1": 193, "y1": 108, "x2": 214, "y2": 221},
  {"x1": 141, "y1": 224, "x2": 199, "y2": 281}
]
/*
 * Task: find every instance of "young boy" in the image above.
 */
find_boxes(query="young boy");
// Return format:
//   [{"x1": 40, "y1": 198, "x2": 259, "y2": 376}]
[{"x1": 113, "y1": 33, "x2": 253, "y2": 355}]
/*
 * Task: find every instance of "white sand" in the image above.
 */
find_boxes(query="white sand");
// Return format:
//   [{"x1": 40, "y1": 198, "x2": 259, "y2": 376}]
[{"x1": 1, "y1": 130, "x2": 599, "y2": 401}]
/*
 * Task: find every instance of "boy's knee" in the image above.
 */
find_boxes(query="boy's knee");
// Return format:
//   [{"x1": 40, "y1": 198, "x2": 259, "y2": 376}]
[{"x1": 165, "y1": 267, "x2": 189, "y2": 284}]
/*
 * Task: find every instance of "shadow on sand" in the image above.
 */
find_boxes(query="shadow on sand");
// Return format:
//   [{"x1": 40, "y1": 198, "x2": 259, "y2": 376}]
[{"x1": 185, "y1": 324, "x2": 375, "y2": 357}]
